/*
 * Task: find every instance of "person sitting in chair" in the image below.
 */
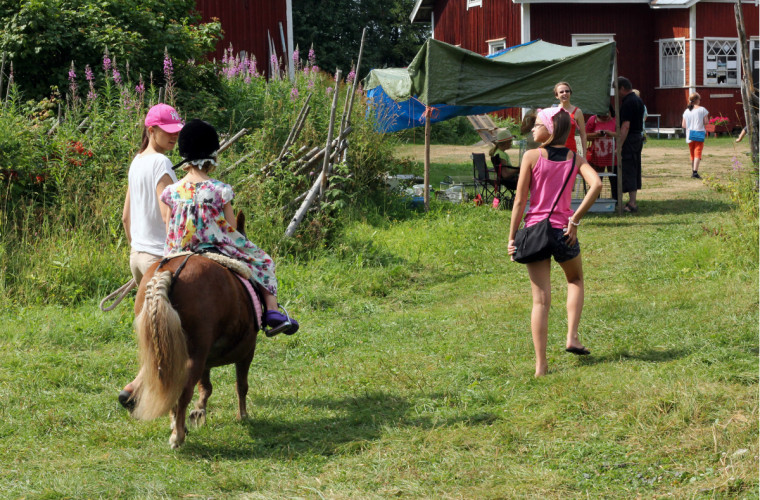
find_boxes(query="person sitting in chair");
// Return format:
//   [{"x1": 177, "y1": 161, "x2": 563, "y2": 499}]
[{"x1": 489, "y1": 129, "x2": 519, "y2": 180}]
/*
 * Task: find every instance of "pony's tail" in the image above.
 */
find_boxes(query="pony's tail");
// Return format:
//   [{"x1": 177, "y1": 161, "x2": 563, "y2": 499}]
[{"x1": 131, "y1": 270, "x2": 188, "y2": 421}]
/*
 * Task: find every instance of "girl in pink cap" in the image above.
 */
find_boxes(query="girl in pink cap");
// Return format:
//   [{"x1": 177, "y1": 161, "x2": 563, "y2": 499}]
[
  {"x1": 119, "y1": 103, "x2": 183, "y2": 409},
  {"x1": 507, "y1": 107, "x2": 602, "y2": 377}
]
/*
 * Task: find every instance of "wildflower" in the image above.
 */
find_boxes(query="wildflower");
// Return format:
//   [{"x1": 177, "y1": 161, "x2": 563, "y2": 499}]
[
  {"x1": 308, "y1": 47, "x2": 316, "y2": 66},
  {"x1": 135, "y1": 76, "x2": 145, "y2": 95},
  {"x1": 103, "y1": 49, "x2": 112, "y2": 74},
  {"x1": 307, "y1": 79, "x2": 315, "y2": 89},
  {"x1": 290, "y1": 87, "x2": 299, "y2": 101},
  {"x1": 163, "y1": 48, "x2": 174, "y2": 82},
  {"x1": 68, "y1": 62, "x2": 78, "y2": 98},
  {"x1": 312, "y1": 65, "x2": 320, "y2": 74},
  {"x1": 327, "y1": 86, "x2": 333, "y2": 95},
  {"x1": 112, "y1": 58, "x2": 122, "y2": 85},
  {"x1": 347, "y1": 69, "x2": 356, "y2": 84},
  {"x1": 85, "y1": 65, "x2": 94, "y2": 82}
]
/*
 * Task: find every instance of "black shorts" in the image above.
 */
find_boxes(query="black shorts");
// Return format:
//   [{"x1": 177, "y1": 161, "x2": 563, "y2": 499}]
[{"x1": 550, "y1": 228, "x2": 581, "y2": 263}]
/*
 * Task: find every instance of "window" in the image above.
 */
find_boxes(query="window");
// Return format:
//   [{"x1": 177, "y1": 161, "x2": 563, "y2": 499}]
[
  {"x1": 571, "y1": 34, "x2": 614, "y2": 47},
  {"x1": 488, "y1": 39, "x2": 506, "y2": 55},
  {"x1": 572, "y1": 34, "x2": 615, "y2": 94},
  {"x1": 750, "y1": 39, "x2": 759, "y2": 88},
  {"x1": 467, "y1": 0, "x2": 482, "y2": 8},
  {"x1": 659, "y1": 39, "x2": 685, "y2": 87},
  {"x1": 704, "y1": 38, "x2": 740, "y2": 86}
]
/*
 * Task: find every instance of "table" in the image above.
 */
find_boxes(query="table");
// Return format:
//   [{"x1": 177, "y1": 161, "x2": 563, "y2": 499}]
[{"x1": 645, "y1": 114, "x2": 661, "y2": 139}]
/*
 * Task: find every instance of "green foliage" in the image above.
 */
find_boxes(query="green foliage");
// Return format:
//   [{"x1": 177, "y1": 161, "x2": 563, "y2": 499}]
[
  {"x1": 0, "y1": 46, "x2": 401, "y2": 306},
  {"x1": 0, "y1": 0, "x2": 221, "y2": 100},
  {"x1": 394, "y1": 116, "x2": 482, "y2": 145},
  {"x1": 292, "y1": 0, "x2": 428, "y2": 79}
]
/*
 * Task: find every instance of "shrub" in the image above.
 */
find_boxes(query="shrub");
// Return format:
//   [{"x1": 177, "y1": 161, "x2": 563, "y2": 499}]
[{"x1": 0, "y1": 47, "x2": 401, "y2": 307}]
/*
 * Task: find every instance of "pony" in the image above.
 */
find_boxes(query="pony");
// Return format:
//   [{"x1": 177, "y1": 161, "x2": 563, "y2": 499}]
[{"x1": 128, "y1": 213, "x2": 261, "y2": 448}]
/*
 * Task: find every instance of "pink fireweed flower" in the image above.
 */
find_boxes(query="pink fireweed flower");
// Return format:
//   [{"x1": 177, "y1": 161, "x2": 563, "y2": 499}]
[
  {"x1": 163, "y1": 50, "x2": 174, "y2": 82},
  {"x1": 326, "y1": 86, "x2": 333, "y2": 95},
  {"x1": 290, "y1": 87, "x2": 299, "y2": 101},
  {"x1": 135, "y1": 78, "x2": 145, "y2": 95},
  {"x1": 307, "y1": 79, "x2": 315, "y2": 89},
  {"x1": 85, "y1": 64, "x2": 94, "y2": 82},
  {"x1": 308, "y1": 48, "x2": 316, "y2": 66},
  {"x1": 103, "y1": 54, "x2": 111, "y2": 73},
  {"x1": 292, "y1": 49, "x2": 299, "y2": 64},
  {"x1": 347, "y1": 69, "x2": 356, "y2": 84},
  {"x1": 68, "y1": 62, "x2": 78, "y2": 97},
  {"x1": 112, "y1": 66, "x2": 122, "y2": 85},
  {"x1": 311, "y1": 65, "x2": 320, "y2": 74},
  {"x1": 249, "y1": 57, "x2": 258, "y2": 77}
]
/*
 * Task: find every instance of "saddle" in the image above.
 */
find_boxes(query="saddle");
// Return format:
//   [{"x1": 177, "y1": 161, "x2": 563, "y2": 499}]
[{"x1": 158, "y1": 250, "x2": 264, "y2": 332}]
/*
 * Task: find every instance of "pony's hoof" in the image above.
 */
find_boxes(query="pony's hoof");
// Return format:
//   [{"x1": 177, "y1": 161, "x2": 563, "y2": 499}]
[
  {"x1": 118, "y1": 389, "x2": 135, "y2": 412},
  {"x1": 189, "y1": 409, "x2": 207, "y2": 428}
]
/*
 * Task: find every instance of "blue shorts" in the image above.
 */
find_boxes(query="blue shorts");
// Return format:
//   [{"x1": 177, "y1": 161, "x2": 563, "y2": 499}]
[{"x1": 550, "y1": 227, "x2": 581, "y2": 263}]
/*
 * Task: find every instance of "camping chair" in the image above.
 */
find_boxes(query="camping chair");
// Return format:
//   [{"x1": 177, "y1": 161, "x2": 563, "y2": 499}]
[
  {"x1": 472, "y1": 152, "x2": 498, "y2": 202},
  {"x1": 491, "y1": 155, "x2": 519, "y2": 208}
]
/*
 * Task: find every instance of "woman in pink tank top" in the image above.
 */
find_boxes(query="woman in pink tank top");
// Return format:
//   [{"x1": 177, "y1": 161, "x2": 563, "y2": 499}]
[
  {"x1": 507, "y1": 107, "x2": 602, "y2": 377},
  {"x1": 554, "y1": 82, "x2": 587, "y2": 157}
]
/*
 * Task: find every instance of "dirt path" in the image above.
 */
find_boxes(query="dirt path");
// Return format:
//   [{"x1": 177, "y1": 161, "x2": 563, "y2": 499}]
[{"x1": 395, "y1": 140, "x2": 752, "y2": 202}]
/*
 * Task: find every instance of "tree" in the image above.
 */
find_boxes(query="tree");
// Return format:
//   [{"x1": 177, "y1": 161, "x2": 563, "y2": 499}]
[
  {"x1": 0, "y1": 0, "x2": 221, "y2": 100},
  {"x1": 292, "y1": 0, "x2": 428, "y2": 79}
]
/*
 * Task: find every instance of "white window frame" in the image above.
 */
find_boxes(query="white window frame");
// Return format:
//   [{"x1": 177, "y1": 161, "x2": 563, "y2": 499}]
[
  {"x1": 467, "y1": 0, "x2": 482, "y2": 9},
  {"x1": 571, "y1": 33, "x2": 615, "y2": 47},
  {"x1": 488, "y1": 38, "x2": 507, "y2": 55},
  {"x1": 749, "y1": 38, "x2": 759, "y2": 88},
  {"x1": 572, "y1": 34, "x2": 616, "y2": 95},
  {"x1": 659, "y1": 38, "x2": 686, "y2": 88},
  {"x1": 704, "y1": 37, "x2": 741, "y2": 87}
]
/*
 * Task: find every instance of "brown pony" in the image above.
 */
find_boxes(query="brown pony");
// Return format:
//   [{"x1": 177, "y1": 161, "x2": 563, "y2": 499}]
[{"x1": 129, "y1": 213, "x2": 260, "y2": 448}]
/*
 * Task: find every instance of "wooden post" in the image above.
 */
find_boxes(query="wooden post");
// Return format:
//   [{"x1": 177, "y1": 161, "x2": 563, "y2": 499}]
[
  {"x1": 424, "y1": 108, "x2": 432, "y2": 211},
  {"x1": 218, "y1": 128, "x2": 248, "y2": 154},
  {"x1": 613, "y1": 54, "x2": 623, "y2": 215},
  {"x1": 734, "y1": 0, "x2": 758, "y2": 164},
  {"x1": 320, "y1": 69, "x2": 341, "y2": 198}
]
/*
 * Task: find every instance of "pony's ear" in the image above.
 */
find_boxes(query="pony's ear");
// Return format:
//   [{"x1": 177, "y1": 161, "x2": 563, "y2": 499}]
[{"x1": 236, "y1": 212, "x2": 246, "y2": 237}]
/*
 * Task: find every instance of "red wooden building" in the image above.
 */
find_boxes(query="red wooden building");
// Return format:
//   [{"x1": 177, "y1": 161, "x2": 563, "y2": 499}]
[
  {"x1": 410, "y1": 0, "x2": 759, "y2": 128},
  {"x1": 195, "y1": 0, "x2": 293, "y2": 78}
]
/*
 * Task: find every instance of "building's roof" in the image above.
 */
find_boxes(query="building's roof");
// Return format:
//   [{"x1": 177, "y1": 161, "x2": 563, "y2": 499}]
[
  {"x1": 411, "y1": 0, "x2": 753, "y2": 20},
  {"x1": 410, "y1": 0, "x2": 436, "y2": 23}
]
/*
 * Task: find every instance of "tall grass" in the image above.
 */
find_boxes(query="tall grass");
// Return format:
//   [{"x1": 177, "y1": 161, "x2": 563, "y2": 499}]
[{"x1": 0, "y1": 48, "x2": 401, "y2": 308}]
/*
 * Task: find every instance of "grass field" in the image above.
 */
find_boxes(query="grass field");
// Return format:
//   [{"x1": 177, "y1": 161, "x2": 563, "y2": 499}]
[{"x1": 0, "y1": 137, "x2": 757, "y2": 498}]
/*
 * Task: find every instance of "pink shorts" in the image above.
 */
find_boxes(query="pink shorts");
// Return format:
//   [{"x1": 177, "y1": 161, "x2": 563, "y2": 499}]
[{"x1": 689, "y1": 141, "x2": 704, "y2": 160}]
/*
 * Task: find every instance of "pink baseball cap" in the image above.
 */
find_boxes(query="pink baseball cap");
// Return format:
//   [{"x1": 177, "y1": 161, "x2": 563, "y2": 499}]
[
  {"x1": 144, "y1": 103, "x2": 184, "y2": 133},
  {"x1": 536, "y1": 107, "x2": 568, "y2": 134}
]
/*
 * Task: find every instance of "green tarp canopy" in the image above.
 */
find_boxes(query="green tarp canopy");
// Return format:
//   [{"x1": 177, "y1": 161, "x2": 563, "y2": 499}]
[{"x1": 364, "y1": 38, "x2": 616, "y2": 115}]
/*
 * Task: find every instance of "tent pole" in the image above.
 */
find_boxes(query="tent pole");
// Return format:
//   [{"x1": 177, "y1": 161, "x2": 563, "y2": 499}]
[
  {"x1": 424, "y1": 107, "x2": 431, "y2": 211},
  {"x1": 613, "y1": 53, "x2": 623, "y2": 216}
]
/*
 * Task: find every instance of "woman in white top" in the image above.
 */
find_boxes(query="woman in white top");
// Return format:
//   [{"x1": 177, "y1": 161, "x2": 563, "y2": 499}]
[
  {"x1": 122, "y1": 103, "x2": 183, "y2": 284},
  {"x1": 681, "y1": 93, "x2": 709, "y2": 179},
  {"x1": 119, "y1": 103, "x2": 183, "y2": 410}
]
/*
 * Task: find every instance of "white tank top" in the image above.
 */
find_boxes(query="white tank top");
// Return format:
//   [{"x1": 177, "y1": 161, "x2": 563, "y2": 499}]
[{"x1": 127, "y1": 153, "x2": 177, "y2": 255}]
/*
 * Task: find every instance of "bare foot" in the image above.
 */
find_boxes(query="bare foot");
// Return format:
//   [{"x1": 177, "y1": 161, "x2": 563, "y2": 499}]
[{"x1": 535, "y1": 365, "x2": 548, "y2": 377}]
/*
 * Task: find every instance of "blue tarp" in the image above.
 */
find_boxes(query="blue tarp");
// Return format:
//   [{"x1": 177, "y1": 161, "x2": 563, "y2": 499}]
[{"x1": 366, "y1": 41, "x2": 537, "y2": 133}]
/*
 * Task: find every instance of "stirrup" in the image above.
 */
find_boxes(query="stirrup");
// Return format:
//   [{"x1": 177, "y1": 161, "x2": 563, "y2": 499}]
[{"x1": 264, "y1": 304, "x2": 296, "y2": 337}]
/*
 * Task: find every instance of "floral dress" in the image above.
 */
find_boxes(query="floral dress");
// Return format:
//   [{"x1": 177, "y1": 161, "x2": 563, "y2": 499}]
[{"x1": 161, "y1": 179, "x2": 277, "y2": 295}]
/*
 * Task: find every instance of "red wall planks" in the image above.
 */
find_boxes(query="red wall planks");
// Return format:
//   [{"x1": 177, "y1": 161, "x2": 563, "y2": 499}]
[{"x1": 195, "y1": 0, "x2": 287, "y2": 76}]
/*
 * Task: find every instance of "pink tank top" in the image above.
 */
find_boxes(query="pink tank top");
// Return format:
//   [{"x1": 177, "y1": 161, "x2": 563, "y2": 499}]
[{"x1": 524, "y1": 149, "x2": 578, "y2": 229}]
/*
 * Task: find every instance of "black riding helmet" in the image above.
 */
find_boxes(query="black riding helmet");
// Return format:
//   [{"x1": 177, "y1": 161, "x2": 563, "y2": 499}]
[{"x1": 172, "y1": 119, "x2": 220, "y2": 170}]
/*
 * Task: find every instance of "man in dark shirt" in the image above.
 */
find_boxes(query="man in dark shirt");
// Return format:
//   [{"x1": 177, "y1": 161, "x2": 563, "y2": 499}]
[{"x1": 616, "y1": 76, "x2": 645, "y2": 212}]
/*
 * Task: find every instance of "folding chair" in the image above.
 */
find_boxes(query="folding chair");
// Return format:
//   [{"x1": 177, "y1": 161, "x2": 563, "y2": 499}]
[
  {"x1": 491, "y1": 155, "x2": 519, "y2": 208},
  {"x1": 472, "y1": 153, "x2": 497, "y2": 202}
]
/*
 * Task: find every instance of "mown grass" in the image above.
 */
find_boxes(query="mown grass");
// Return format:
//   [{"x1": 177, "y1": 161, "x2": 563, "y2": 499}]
[{"x1": 0, "y1": 145, "x2": 757, "y2": 498}]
